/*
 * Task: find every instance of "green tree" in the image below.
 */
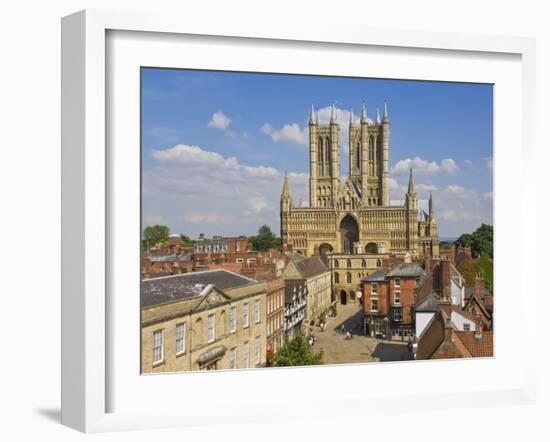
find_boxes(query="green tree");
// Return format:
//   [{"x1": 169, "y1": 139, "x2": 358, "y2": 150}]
[
  {"x1": 274, "y1": 334, "x2": 324, "y2": 367},
  {"x1": 479, "y1": 252, "x2": 493, "y2": 291},
  {"x1": 249, "y1": 225, "x2": 282, "y2": 251},
  {"x1": 142, "y1": 224, "x2": 169, "y2": 249},
  {"x1": 455, "y1": 224, "x2": 493, "y2": 258},
  {"x1": 179, "y1": 234, "x2": 194, "y2": 247}
]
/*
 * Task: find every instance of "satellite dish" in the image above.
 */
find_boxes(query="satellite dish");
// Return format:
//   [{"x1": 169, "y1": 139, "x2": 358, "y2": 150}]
[{"x1": 356, "y1": 291, "x2": 362, "y2": 299}]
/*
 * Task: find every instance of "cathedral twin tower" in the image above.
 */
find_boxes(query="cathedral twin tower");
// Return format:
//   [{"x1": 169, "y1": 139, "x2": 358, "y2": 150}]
[
  {"x1": 309, "y1": 102, "x2": 389, "y2": 209},
  {"x1": 280, "y1": 102, "x2": 439, "y2": 260}
]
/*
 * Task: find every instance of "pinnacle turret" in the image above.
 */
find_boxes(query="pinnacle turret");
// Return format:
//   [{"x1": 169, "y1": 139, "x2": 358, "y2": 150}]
[
  {"x1": 330, "y1": 104, "x2": 337, "y2": 124},
  {"x1": 383, "y1": 100, "x2": 389, "y2": 123},
  {"x1": 376, "y1": 107, "x2": 381, "y2": 125},
  {"x1": 429, "y1": 191, "x2": 435, "y2": 220},
  {"x1": 407, "y1": 168, "x2": 416, "y2": 195},
  {"x1": 309, "y1": 105, "x2": 316, "y2": 124},
  {"x1": 361, "y1": 101, "x2": 369, "y2": 124},
  {"x1": 349, "y1": 107, "x2": 355, "y2": 127}
]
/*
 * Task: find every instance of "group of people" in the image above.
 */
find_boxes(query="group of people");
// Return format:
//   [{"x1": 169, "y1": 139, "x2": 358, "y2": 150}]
[{"x1": 340, "y1": 324, "x2": 353, "y2": 340}]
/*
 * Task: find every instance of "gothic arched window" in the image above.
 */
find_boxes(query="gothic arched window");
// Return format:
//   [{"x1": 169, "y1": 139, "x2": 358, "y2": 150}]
[
  {"x1": 346, "y1": 272, "x2": 352, "y2": 284},
  {"x1": 334, "y1": 259, "x2": 339, "y2": 268},
  {"x1": 347, "y1": 259, "x2": 352, "y2": 268},
  {"x1": 361, "y1": 259, "x2": 366, "y2": 268},
  {"x1": 356, "y1": 142, "x2": 361, "y2": 169},
  {"x1": 334, "y1": 272, "x2": 339, "y2": 284}
]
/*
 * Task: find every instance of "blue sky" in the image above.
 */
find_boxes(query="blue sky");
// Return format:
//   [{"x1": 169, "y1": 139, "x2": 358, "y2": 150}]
[{"x1": 142, "y1": 68, "x2": 493, "y2": 239}]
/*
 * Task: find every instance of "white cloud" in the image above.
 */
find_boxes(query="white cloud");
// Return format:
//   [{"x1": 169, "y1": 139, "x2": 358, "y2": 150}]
[
  {"x1": 416, "y1": 183, "x2": 438, "y2": 192},
  {"x1": 464, "y1": 159, "x2": 473, "y2": 167},
  {"x1": 208, "y1": 110, "x2": 231, "y2": 130},
  {"x1": 391, "y1": 156, "x2": 459, "y2": 175},
  {"x1": 483, "y1": 191, "x2": 493, "y2": 200},
  {"x1": 262, "y1": 123, "x2": 308, "y2": 146},
  {"x1": 441, "y1": 158, "x2": 459, "y2": 173},
  {"x1": 445, "y1": 185, "x2": 466, "y2": 194},
  {"x1": 391, "y1": 156, "x2": 445, "y2": 175},
  {"x1": 144, "y1": 144, "x2": 308, "y2": 238}
]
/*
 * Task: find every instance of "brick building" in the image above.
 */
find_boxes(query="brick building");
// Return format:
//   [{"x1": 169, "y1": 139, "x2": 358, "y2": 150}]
[
  {"x1": 142, "y1": 252, "x2": 194, "y2": 278},
  {"x1": 361, "y1": 262, "x2": 426, "y2": 339},
  {"x1": 416, "y1": 308, "x2": 493, "y2": 360},
  {"x1": 194, "y1": 234, "x2": 251, "y2": 254}
]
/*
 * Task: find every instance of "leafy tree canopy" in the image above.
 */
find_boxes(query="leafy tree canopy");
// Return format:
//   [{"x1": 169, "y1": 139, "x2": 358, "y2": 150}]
[
  {"x1": 479, "y1": 252, "x2": 493, "y2": 291},
  {"x1": 249, "y1": 224, "x2": 281, "y2": 251},
  {"x1": 455, "y1": 224, "x2": 493, "y2": 258},
  {"x1": 179, "y1": 234, "x2": 194, "y2": 247},
  {"x1": 143, "y1": 224, "x2": 169, "y2": 248},
  {"x1": 274, "y1": 334, "x2": 324, "y2": 367}
]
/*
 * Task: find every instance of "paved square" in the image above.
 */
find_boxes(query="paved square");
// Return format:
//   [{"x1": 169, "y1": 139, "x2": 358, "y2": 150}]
[{"x1": 309, "y1": 303, "x2": 413, "y2": 365}]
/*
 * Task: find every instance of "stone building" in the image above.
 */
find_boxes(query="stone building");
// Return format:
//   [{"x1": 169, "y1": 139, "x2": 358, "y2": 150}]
[
  {"x1": 255, "y1": 272, "x2": 286, "y2": 353},
  {"x1": 280, "y1": 104, "x2": 440, "y2": 301},
  {"x1": 141, "y1": 270, "x2": 267, "y2": 372}
]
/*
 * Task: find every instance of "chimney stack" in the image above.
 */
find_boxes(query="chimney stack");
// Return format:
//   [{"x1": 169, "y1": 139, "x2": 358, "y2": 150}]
[
  {"x1": 440, "y1": 259, "x2": 451, "y2": 301},
  {"x1": 444, "y1": 313, "x2": 453, "y2": 342},
  {"x1": 475, "y1": 314, "x2": 482, "y2": 339}
]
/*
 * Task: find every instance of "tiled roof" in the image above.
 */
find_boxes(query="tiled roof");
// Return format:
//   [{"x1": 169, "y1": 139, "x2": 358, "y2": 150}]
[
  {"x1": 141, "y1": 270, "x2": 257, "y2": 308},
  {"x1": 455, "y1": 331, "x2": 494, "y2": 357},
  {"x1": 362, "y1": 268, "x2": 389, "y2": 282},
  {"x1": 387, "y1": 262, "x2": 426, "y2": 278}
]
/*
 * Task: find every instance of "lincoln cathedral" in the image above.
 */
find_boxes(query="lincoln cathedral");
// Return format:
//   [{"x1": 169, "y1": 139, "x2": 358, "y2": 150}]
[{"x1": 280, "y1": 103, "x2": 440, "y2": 303}]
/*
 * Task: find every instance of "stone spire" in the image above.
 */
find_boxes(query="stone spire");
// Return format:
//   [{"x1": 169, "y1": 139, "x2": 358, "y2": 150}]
[
  {"x1": 349, "y1": 107, "x2": 355, "y2": 127},
  {"x1": 376, "y1": 107, "x2": 381, "y2": 125},
  {"x1": 407, "y1": 168, "x2": 416, "y2": 196},
  {"x1": 330, "y1": 104, "x2": 337, "y2": 124},
  {"x1": 281, "y1": 171, "x2": 292, "y2": 211},
  {"x1": 309, "y1": 105, "x2": 316, "y2": 124},
  {"x1": 281, "y1": 171, "x2": 291, "y2": 198},
  {"x1": 383, "y1": 100, "x2": 389, "y2": 122},
  {"x1": 360, "y1": 101, "x2": 368, "y2": 124}
]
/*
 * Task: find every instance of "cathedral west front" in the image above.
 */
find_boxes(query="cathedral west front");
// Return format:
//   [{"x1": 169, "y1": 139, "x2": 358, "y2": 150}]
[{"x1": 280, "y1": 103, "x2": 440, "y2": 304}]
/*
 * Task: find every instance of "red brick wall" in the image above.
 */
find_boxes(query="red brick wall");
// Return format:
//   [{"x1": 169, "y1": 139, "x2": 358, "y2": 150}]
[{"x1": 389, "y1": 277, "x2": 416, "y2": 325}]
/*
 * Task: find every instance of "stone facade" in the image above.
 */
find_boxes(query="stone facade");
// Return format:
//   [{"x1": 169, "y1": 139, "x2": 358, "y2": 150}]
[
  {"x1": 141, "y1": 271, "x2": 267, "y2": 372},
  {"x1": 280, "y1": 104, "x2": 439, "y2": 263}
]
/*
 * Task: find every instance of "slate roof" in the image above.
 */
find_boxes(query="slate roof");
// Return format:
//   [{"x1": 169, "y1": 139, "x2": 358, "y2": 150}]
[
  {"x1": 146, "y1": 253, "x2": 193, "y2": 262},
  {"x1": 361, "y1": 268, "x2": 390, "y2": 282},
  {"x1": 141, "y1": 270, "x2": 257, "y2": 308},
  {"x1": 387, "y1": 262, "x2": 426, "y2": 278},
  {"x1": 286, "y1": 255, "x2": 328, "y2": 279},
  {"x1": 415, "y1": 292, "x2": 439, "y2": 312}
]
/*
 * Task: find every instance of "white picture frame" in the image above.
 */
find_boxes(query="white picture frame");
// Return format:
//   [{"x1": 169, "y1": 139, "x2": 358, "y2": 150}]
[{"x1": 61, "y1": 9, "x2": 537, "y2": 433}]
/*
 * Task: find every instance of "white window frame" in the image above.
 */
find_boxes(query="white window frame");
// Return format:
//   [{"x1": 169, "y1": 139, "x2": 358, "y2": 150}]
[
  {"x1": 152, "y1": 329, "x2": 164, "y2": 365},
  {"x1": 229, "y1": 306, "x2": 237, "y2": 333},
  {"x1": 395, "y1": 278, "x2": 401, "y2": 287},
  {"x1": 243, "y1": 303, "x2": 249, "y2": 328},
  {"x1": 207, "y1": 313, "x2": 215, "y2": 343},
  {"x1": 229, "y1": 347, "x2": 237, "y2": 369},
  {"x1": 394, "y1": 291, "x2": 401, "y2": 304},
  {"x1": 243, "y1": 341, "x2": 249, "y2": 368},
  {"x1": 255, "y1": 300, "x2": 261, "y2": 323},
  {"x1": 175, "y1": 322, "x2": 186, "y2": 355},
  {"x1": 371, "y1": 299, "x2": 378, "y2": 312},
  {"x1": 372, "y1": 283, "x2": 378, "y2": 294},
  {"x1": 255, "y1": 336, "x2": 261, "y2": 366}
]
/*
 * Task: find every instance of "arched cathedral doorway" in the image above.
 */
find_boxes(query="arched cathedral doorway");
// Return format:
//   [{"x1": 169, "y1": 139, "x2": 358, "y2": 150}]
[
  {"x1": 365, "y1": 242, "x2": 378, "y2": 254},
  {"x1": 339, "y1": 214, "x2": 359, "y2": 254}
]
